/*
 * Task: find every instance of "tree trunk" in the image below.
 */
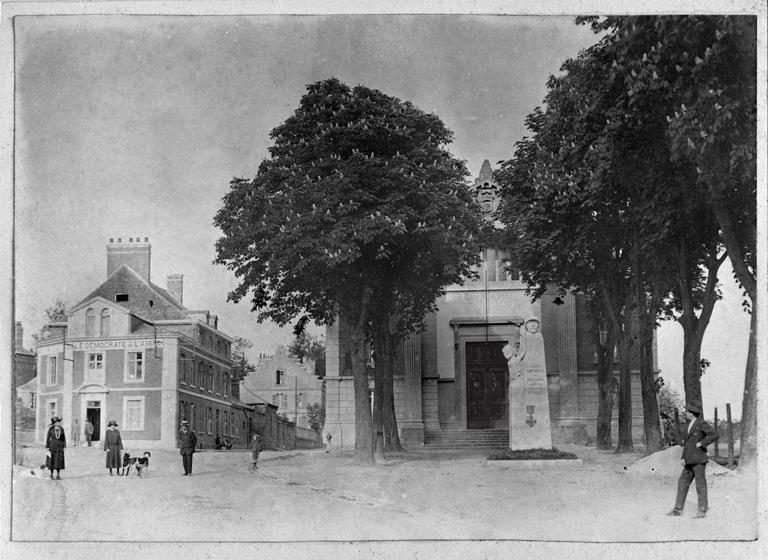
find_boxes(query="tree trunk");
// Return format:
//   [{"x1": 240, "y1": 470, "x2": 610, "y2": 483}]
[
  {"x1": 680, "y1": 327, "x2": 704, "y2": 407},
  {"x1": 383, "y1": 327, "x2": 402, "y2": 452},
  {"x1": 674, "y1": 239, "x2": 724, "y2": 409},
  {"x1": 588, "y1": 298, "x2": 615, "y2": 450},
  {"x1": 602, "y1": 289, "x2": 633, "y2": 453},
  {"x1": 639, "y1": 316, "x2": 663, "y2": 454},
  {"x1": 739, "y1": 304, "x2": 757, "y2": 470},
  {"x1": 615, "y1": 335, "x2": 634, "y2": 453},
  {"x1": 345, "y1": 292, "x2": 374, "y2": 465},
  {"x1": 372, "y1": 328, "x2": 386, "y2": 460}
]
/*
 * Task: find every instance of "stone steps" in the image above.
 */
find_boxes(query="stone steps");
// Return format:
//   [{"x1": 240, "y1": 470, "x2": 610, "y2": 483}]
[{"x1": 424, "y1": 429, "x2": 510, "y2": 449}]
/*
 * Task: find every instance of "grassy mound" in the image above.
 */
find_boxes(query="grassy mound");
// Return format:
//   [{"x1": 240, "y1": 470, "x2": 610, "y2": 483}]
[{"x1": 488, "y1": 447, "x2": 578, "y2": 461}]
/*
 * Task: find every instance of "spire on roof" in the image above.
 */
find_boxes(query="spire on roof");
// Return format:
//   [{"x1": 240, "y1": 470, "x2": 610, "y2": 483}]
[{"x1": 478, "y1": 159, "x2": 493, "y2": 180}]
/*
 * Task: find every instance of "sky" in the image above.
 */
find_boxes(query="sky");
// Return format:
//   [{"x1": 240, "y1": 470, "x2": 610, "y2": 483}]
[{"x1": 13, "y1": 14, "x2": 751, "y2": 417}]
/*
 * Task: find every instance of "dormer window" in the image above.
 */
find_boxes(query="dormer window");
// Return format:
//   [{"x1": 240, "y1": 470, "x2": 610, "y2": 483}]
[{"x1": 114, "y1": 293, "x2": 129, "y2": 302}]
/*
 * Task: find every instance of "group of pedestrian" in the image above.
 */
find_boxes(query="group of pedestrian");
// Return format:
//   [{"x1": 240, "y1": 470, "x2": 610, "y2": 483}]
[{"x1": 42, "y1": 417, "x2": 265, "y2": 479}]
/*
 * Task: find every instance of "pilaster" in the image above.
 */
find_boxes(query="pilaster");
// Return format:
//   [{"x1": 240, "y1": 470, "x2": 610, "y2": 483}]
[
  {"x1": 399, "y1": 332, "x2": 425, "y2": 447},
  {"x1": 555, "y1": 294, "x2": 588, "y2": 443},
  {"x1": 161, "y1": 337, "x2": 179, "y2": 447}
]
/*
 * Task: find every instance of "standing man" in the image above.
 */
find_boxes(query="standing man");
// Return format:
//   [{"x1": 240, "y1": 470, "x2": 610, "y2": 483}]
[
  {"x1": 667, "y1": 400, "x2": 718, "y2": 518},
  {"x1": 84, "y1": 418, "x2": 94, "y2": 447},
  {"x1": 72, "y1": 419, "x2": 81, "y2": 447},
  {"x1": 179, "y1": 420, "x2": 198, "y2": 476},
  {"x1": 250, "y1": 433, "x2": 262, "y2": 470}
]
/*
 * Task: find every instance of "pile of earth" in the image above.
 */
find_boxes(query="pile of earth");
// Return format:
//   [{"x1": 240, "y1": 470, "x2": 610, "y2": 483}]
[{"x1": 627, "y1": 445, "x2": 734, "y2": 476}]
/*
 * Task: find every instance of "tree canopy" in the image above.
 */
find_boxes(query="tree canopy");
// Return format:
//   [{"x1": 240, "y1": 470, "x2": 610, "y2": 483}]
[{"x1": 215, "y1": 77, "x2": 483, "y2": 462}]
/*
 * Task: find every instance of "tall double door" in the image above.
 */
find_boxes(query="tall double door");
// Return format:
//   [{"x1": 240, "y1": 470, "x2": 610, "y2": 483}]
[{"x1": 465, "y1": 341, "x2": 508, "y2": 429}]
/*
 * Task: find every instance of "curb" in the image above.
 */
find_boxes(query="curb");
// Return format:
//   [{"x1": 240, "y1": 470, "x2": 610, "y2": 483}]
[{"x1": 486, "y1": 458, "x2": 584, "y2": 469}]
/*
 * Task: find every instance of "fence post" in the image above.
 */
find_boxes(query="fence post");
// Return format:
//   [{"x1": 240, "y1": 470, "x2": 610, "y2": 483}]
[
  {"x1": 726, "y1": 403, "x2": 735, "y2": 466},
  {"x1": 674, "y1": 408, "x2": 681, "y2": 444},
  {"x1": 714, "y1": 407, "x2": 719, "y2": 457}
]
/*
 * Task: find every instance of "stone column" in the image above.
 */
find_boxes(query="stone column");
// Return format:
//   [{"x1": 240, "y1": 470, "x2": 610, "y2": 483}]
[
  {"x1": 160, "y1": 337, "x2": 179, "y2": 448},
  {"x1": 556, "y1": 294, "x2": 588, "y2": 443},
  {"x1": 324, "y1": 316, "x2": 356, "y2": 450},
  {"x1": 399, "y1": 332, "x2": 424, "y2": 447}
]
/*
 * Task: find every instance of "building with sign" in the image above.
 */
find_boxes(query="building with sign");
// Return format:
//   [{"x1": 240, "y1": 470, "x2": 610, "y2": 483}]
[
  {"x1": 33, "y1": 238, "x2": 256, "y2": 449},
  {"x1": 324, "y1": 161, "x2": 652, "y2": 449}
]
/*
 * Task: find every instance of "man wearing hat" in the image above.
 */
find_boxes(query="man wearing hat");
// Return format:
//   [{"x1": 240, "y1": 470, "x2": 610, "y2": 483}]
[
  {"x1": 179, "y1": 420, "x2": 198, "y2": 476},
  {"x1": 667, "y1": 400, "x2": 718, "y2": 518}
]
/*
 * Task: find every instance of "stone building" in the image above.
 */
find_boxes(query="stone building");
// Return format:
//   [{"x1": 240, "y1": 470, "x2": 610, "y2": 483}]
[
  {"x1": 324, "y1": 160, "x2": 653, "y2": 449},
  {"x1": 241, "y1": 346, "x2": 324, "y2": 429},
  {"x1": 33, "y1": 238, "x2": 258, "y2": 449}
]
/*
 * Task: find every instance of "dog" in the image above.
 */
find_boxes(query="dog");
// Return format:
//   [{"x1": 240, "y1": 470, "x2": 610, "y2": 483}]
[{"x1": 120, "y1": 451, "x2": 151, "y2": 477}]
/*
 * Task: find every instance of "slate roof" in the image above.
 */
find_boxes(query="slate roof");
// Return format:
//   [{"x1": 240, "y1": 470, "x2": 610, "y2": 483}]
[{"x1": 76, "y1": 264, "x2": 189, "y2": 322}]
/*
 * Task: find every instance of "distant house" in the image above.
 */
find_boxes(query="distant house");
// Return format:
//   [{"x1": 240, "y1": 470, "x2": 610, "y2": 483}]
[
  {"x1": 241, "y1": 346, "x2": 323, "y2": 429},
  {"x1": 14, "y1": 322, "x2": 37, "y2": 430},
  {"x1": 13, "y1": 322, "x2": 36, "y2": 395},
  {"x1": 33, "y1": 238, "x2": 258, "y2": 449}
]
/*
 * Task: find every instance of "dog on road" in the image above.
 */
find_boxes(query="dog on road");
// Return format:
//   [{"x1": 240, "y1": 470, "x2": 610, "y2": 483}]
[{"x1": 121, "y1": 451, "x2": 151, "y2": 477}]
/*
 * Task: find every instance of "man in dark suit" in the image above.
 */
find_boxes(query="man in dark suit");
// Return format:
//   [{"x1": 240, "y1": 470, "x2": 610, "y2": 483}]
[
  {"x1": 179, "y1": 420, "x2": 198, "y2": 476},
  {"x1": 667, "y1": 400, "x2": 718, "y2": 518}
]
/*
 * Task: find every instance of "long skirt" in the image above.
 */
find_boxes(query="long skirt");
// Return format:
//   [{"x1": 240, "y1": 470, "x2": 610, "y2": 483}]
[
  {"x1": 105, "y1": 445, "x2": 122, "y2": 468},
  {"x1": 49, "y1": 449, "x2": 65, "y2": 470}
]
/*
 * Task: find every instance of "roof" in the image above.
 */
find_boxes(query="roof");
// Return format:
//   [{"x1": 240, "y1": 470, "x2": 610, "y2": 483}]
[{"x1": 75, "y1": 264, "x2": 189, "y2": 321}]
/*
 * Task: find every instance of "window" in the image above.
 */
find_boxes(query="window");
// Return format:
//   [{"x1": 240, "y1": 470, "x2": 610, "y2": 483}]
[
  {"x1": 48, "y1": 356, "x2": 58, "y2": 385},
  {"x1": 85, "y1": 308, "x2": 97, "y2": 337},
  {"x1": 206, "y1": 408, "x2": 213, "y2": 434},
  {"x1": 114, "y1": 293, "x2": 129, "y2": 302},
  {"x1": 208, "y1": 365, "x2": 213, "y2": 391},
  {"x1": 126, "y1": 351, "x2": 144, "y2": 382},
  {"x1": 223, "y1": 412, "x2": 228, "y2": 437},
  {"x1": 230, "y1": 412, "x2": 235, "y2": 436},
  {"x1": 100, "y1": 309, "x2": 110, "y2": 337},
  {"x1": 197, "y1": 362, "x2": 204, "y2": 387},
  {"x1": 275, "y1": 369, "x2": 283, "y2": 385},
  {"x1": 87, "y1": 353, "x2": 105, "y2": 383},
  {"x1": 47, "y1": 400, "x2": 57, "y2": 421},
  {"x1": 123, "y1": 397, "x2": 145, "y2": 430},
  {"x1": 215, "y1": 409, "x2": 221, "y2": 435},
  {"x1": 180, "y1": 354, "x2": 187, "y2": 384}
]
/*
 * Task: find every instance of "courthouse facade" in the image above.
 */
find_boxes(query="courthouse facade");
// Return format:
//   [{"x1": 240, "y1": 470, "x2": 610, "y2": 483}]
[{"x1": 324, "y1": 161, "x2": 652, "y2": 449}]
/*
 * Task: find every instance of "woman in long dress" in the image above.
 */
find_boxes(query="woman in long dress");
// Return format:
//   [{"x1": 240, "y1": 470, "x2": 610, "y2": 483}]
[
  {"x1": 46, "y1": 422, "x2": 66, "y2": 480},
  {"x1": 103, "y1": 420, "x2": 123, "y2": 476}
]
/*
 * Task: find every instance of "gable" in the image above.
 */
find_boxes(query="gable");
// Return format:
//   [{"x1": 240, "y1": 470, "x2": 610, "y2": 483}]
[{"x1": 76, "y1": 265, "x2": 188, "y2": 321}]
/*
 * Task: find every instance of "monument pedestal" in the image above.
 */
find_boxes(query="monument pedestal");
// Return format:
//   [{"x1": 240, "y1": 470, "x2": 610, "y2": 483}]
[
  {"x1": 508, "y1": 367, "x2": 552, "y2": 450},
  {"x1": 507, "y1": 318, "x2": 553, "y2": 451}
]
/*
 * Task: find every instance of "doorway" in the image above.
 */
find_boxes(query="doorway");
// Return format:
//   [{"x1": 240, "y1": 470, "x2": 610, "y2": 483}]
[
  {"x1": 86, "y1": 401, "x2": 102, "y2": 442},
  {"x1": 465, "y1": 341, "x2": 508, "y2": 429}
]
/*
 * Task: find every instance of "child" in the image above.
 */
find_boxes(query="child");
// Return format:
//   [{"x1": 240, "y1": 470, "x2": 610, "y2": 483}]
[{"x1": 250, "y1": 433, "x2": 262, "y2": 470}]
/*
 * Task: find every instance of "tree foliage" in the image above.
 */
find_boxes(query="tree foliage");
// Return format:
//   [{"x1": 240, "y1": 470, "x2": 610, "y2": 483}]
[
  {"x1": 231, "y1": 336, "x2": 256, "y2": 382},
  {"x1": 215, "y1": 78, "x2": 483, "y2": 462},
  {"x1": 305, "y1": 402, "x2": 325, "y2": 433},
  {"x1": 580, "y1": 14, "x2": 757, "y2": 468}
]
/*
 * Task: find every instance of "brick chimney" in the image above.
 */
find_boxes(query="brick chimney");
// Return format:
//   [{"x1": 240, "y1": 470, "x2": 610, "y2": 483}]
[
  {"x1": 107, "y1": 237, "x2": 151, "y2": 281},
  {"x1": 167, "y1": 274, "x2": 184, "y2": 304}
]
